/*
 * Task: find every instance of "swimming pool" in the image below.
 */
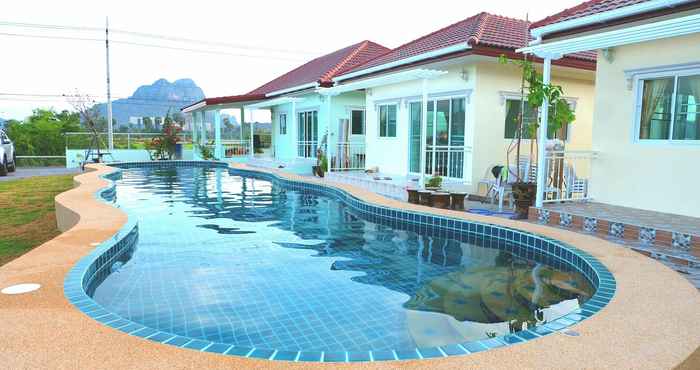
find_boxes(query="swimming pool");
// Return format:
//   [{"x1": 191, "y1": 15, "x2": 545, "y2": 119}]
[{"x1": 64, "y1": 162, "x2": 615, "y2": 362}]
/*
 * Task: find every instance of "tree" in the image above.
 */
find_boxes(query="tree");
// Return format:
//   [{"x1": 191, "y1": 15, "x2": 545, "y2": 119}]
[{"x1": 4, "y1": 109, "x2": 82, "y2": 157}]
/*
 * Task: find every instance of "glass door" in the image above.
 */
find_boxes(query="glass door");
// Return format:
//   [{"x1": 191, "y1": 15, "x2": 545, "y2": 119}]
[
  {"x1": 408, "y1": 98, "x2": 466, "y2": 179},
  {"x1": 297, "y1": 111, "x2": 318, "y2": 158}
]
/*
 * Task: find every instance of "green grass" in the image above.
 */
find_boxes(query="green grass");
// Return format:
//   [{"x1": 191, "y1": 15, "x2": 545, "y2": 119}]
[{"x1": 0, "y1": 175, "x2": 75, "y2": 266}]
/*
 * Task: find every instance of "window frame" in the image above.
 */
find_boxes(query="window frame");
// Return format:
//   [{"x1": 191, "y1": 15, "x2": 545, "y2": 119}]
[
  {"x1": 350, "y1": 109, "x2": 365, "y2": 136},
  {"x1": 279, "y1": 113, "x2": 287, "y2": 135},
  {"x1": 377, "y1": 103, "x2": 398, "y2": 138},
  {"x1": 502, "y1": 97, "x2": 573, "y2": 142},
  {"x1": 633, "y1": 67, "x2": 700, "y2": 146}
]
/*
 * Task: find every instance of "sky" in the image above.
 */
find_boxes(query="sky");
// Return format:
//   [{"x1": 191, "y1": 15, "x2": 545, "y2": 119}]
[{"x1": 0, "y1": 0, "x2": 584, "y2": 122}]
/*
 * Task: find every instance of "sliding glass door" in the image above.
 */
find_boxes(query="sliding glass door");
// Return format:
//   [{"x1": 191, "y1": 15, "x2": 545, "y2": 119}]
[
  {"x1": 297, "y1": 111, "x2": 318, "y2": 158},
  {"x1": 408, "y1": 97, "x2": 466, "y2": 178}
]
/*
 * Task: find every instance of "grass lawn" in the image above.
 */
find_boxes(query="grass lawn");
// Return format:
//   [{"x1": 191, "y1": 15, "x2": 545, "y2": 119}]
[{"x1": 0, "y1": 175, "x2": 75, "y2": 266}]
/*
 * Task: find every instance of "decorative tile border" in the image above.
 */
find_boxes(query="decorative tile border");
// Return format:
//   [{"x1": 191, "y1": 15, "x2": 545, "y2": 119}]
[
  {"x1": 530, "y1": 206, "x2": 699, "y2": 264},
  {"x1": 64, "y1": 161, "x2": 616, "y2": 363}
]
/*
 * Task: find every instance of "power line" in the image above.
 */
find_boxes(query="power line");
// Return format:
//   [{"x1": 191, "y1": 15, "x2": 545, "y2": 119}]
[
  {"x1": 0, "y1": 92, "x2": 201, "y2": 103},
  {"x1": 0, "y1": 31, "x2": 307, "y2": 61},
  {"x1": 0, "y1": 20, "x2": 320, "y2": 56}
]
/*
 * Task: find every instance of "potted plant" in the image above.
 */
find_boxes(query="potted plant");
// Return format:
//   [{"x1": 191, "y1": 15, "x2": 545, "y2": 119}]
[
  {"x1": 425, "y1": 175, "x2": 443, "y2": 191},
  {"x1": 312, "y1": 148, "x2": 328, "y2": 178},
  {"x1": 499, "y1": 55, "x2": 575, "y2": 219}
]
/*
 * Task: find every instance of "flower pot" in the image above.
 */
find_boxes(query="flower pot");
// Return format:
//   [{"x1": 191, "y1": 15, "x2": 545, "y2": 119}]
[
  {"x1": 312, "y1": 165, "x2": 324, "y2": 178},
  {"x1": 511, "y1": 182, "x2": 536, "y2": 219}
]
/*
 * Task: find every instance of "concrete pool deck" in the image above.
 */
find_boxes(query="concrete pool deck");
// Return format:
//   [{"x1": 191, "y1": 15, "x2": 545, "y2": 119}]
[{"x1": 0, "y1": 162, "x2": 698, "y2": 369}]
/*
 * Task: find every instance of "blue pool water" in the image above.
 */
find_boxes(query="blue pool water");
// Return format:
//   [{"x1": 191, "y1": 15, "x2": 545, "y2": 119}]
[{"x1": 91, "y1": 166, "x2": 593, "y2": 353}]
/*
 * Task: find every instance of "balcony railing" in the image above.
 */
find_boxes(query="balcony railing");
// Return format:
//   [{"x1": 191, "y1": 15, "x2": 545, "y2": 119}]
[
  {"x1": 222, "y1": 140, "x2": 250, "y2": 158},
  {"x1": 542, "y1": 150, "x2": 598, "y2": 203},
  {"x1": 331, "y1": 142, "x2": 366, "y2": 171},
  {"x1": 297, "y1": 140, "x2": 318, "y2": 158},
  {"x1": 424, "y1": 145, "x2": 472, "y2": 180}
]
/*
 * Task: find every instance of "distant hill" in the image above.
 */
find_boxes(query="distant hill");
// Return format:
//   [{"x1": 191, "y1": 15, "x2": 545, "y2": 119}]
[{"x1": 94, "y1": 78, "x2": 205, "y2": 126}]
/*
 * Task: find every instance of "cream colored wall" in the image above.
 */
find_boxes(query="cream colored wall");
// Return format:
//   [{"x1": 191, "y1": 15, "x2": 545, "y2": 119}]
[
  {"x1": 471, "y1": 61, "x2": 596, "y2": 194},
  {"x1": 589, "y1": 33, "x2": 700, "y2": 217},
  {"x1": 361, "y1": 57, "x2": 595, "y2": 192}
]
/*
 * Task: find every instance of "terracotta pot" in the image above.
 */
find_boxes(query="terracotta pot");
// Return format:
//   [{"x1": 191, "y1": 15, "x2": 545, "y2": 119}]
[{"x1": 511, "y1": 182, "x2": 536, "y2": 219}]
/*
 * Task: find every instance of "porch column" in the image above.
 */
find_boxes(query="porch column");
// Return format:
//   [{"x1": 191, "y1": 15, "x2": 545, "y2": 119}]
[
  {"x1": 535, "y1": 57, "x2": 552, "y2": 208},
  {"x1": 191, "y1": 113, "x2": 198, "y2": 148},
  {"x1": 240, "y1": 108, "x2": 245, "y2": 143},
  {"x1": 291, "y1": 100, "x2": 298, "y2": 158},
  {"x1": 326, "y1": 95, "x2": 333, "y2": 172},
  {"x1": 419, "y1": 78, "x2": 429, "y2": 188},
  {"x1": 249, "y1": 109, "x2": 255, "y2": 158},
  {"x1": 200, "y1": 111, "x2": 207, "y2": 146},
  {"x1": 214, "y1": 109, "x2": 222, "y2": 160}
]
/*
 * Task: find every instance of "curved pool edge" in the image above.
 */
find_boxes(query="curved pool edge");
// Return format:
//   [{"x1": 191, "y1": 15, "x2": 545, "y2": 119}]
[{"x1": 62, "y1": 160, "x2": 618, "y2": 363}]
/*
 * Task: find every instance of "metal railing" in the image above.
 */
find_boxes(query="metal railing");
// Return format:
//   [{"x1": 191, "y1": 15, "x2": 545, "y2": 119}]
[
  {"x1": 65, "y1": 132, "x2": 191, "y2": 150},
  {"x1": 542, "y1": 150, "x2": 598, "y2": 203},
  {"x1": 331, "y1": 142, "x2": 366, "y2": 171},
  {"x1": 297, "y1": 140, "x2": 318, "y2": 158},
  {"x1": 425, "y1": 145, "x2": 471, "y2": 179},
  {"x1": 222, "y1": 140, "x2": 250, "y2": 158}
]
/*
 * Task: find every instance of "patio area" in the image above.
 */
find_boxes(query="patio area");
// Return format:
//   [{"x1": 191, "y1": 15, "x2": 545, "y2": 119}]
[{"x1": 530, "y1": 202, "x2": 700, "y2": 288}]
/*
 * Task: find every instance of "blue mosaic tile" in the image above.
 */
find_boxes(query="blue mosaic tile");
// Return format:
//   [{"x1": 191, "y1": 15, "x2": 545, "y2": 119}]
[{"x1": 62, "y1": 161, "x2": 617, "y2": 363}]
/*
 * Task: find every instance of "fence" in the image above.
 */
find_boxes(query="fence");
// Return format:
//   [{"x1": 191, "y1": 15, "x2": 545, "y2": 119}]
[
  {"x1": 424, "y1": 145, "x2": 472, "y2": 179},
  {"x1": 65, "y1": 132, "x2": 191, "y2": 150},
  {"x1": 542, "y1": 150, "x2": 598, "y2": 203},
  {"x1": 331, "y1": 143, "x2": 366, "y2": 171}
]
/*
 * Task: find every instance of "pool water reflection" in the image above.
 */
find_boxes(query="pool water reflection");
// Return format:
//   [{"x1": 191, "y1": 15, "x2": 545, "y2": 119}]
[{"x1": 92, "y1": 167, "x2": 593, "y2": 352}]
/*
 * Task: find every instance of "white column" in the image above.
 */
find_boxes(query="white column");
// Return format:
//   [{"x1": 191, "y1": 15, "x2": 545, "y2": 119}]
[
  {"x1": 419, "y1": 78, "x2": 428, "y2": 188},
  {"x1": 291, "y1": 101, "x2": 298, "y2": 158},
  {"x1": 535, "y1": 57, "x2": 552, "y2": 208},
  {"x1": 419, "y1": 79, "x2": 428, "y2": 188},
  {"x1": 240, "y1": 107, "x2": 245, "y2": 143},
  {"x1": 249, "y1": 109, "x2": 255, "y2": 158},
  {"x1": 200, "y1": 111, "x2": 207, "y2": 146},
  {"x1": 214, "y1": 110, "x2": 222, "y2": 160},
  {"x1": 326, "y1": 95, "x2": 333, "y2": 172},
  {"x1": 191, "y1": 113, "x2": 198, "y2": 147}
]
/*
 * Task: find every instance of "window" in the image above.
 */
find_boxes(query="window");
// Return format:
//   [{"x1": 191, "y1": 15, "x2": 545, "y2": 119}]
[
  {"x1": 504, "y1": 99, "x2": 569, "y2": 140},
  {"x1": 637, "y1": 73, "x2": 700, "y2": 141},
  {"x1": 351, "y1": 110, "x2": 365, "y2": 135},
  {"x1": 279, "y1": 113, "x2": 287, "y2": 135},
  {"x1": 378, "y1": 104, "x2": 397, "y2": 137}
]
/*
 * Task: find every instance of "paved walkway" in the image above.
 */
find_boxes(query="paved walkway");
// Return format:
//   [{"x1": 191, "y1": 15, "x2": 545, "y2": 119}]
[
  {"x1": 543, "y1": 201, "x2": 700, "y2": 236},
  {"x1": 0, "y1": 167, "x2": 81, "y2": 181}
]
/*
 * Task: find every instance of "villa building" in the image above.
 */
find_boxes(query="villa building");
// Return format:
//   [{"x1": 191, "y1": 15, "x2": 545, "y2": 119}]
[
  {"x1": 521, "y1": 0, "x2": 700, "y2": 218},
  {"x1": 182, "y1": 40, "x2": 390, "y2": 168}
]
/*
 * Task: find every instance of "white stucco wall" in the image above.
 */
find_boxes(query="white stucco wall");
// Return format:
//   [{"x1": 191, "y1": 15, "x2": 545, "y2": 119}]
[
  {"x1": 270, "y1": 91, "x2": 367, "y2": 162},
  {"x1": 362, "y1": 57, "x2": 596, "y2": 192},
  {"x1": 588, "y1": 33, "x2": 700, "y2": 217}
]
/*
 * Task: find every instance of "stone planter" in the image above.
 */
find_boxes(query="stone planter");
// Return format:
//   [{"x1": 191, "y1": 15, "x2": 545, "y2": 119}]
[{"x1": 406, "y1": 189, "x2": 420, "y2": 204}]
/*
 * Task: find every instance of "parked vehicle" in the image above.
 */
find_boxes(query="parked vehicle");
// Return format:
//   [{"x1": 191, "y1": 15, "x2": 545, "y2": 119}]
[{"x1": 0, "y1": 128, "x2": 17, "y2": 176}]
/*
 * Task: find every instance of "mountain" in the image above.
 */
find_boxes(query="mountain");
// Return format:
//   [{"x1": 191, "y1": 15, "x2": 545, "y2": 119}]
[{"x1": 94, "y1": 78, "x2": 205, "y2": 125}]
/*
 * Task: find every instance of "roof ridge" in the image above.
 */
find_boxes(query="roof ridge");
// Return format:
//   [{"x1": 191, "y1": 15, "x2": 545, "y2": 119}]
[
  {"x1": 321, "y1": 40, "x2": 371, "y2": 82},
  {"x1": 467, "y1": 12, "x2": 491, "y2": 45}
]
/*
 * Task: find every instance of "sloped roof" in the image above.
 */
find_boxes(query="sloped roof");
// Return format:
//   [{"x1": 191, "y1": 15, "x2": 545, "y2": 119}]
[
  {"x1": 247, "y1": 40, "x2": 389, "y2": 95},
  {"x1": 338, "y1": 12, "x2": 595, "y2": 78},
  {"x1": 530, "y1": 0, "x2": 651, "y2": 29}
]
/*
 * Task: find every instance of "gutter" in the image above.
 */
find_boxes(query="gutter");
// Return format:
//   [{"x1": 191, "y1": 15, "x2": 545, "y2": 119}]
[
  {"x1": 530, "y1": 0, "x2": 694, "y2": 39},
  {"x1": 265, "y1": 82, "x2": 319, "y2": 97},
  {"x1": 332, "y1": 42, "x2": 471, "y2": 83}
]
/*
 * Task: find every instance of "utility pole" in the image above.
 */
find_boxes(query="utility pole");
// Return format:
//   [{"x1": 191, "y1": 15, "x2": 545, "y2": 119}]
[{"x1": 105, "y1": 16, "x2": 114, "y2": 151}]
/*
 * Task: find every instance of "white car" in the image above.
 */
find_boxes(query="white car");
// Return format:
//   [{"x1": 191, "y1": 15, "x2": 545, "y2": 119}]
[{"x1": 0, "y1": 128, "x2": 17, "y2": 176}]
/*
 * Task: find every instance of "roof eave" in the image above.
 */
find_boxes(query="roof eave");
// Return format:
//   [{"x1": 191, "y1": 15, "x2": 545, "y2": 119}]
[
  {"x1": 333, "y1": 42, "x2": 471, "y2": 83},
  {"x1": 530, "y1": 0, "x2": 694, "y2": 40}
]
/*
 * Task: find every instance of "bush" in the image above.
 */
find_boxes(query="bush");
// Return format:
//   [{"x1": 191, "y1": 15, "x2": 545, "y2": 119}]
[{"x1": 426, "y1": 176, "x2": 443, "y2": 188}]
